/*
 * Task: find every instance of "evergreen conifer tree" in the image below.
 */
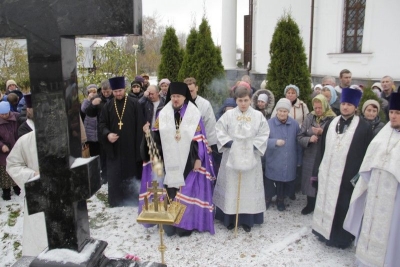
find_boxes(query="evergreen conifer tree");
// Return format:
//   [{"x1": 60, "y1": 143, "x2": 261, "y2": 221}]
[
  {"x1": 158, "y1": 27, "x2": 182, "y2": 82},
  {"x1": 178, "y1": 28, "x2": 198, "y2": 81},
  {"x1": 266, "y1": 13, "x2": 312, "y2": 108},
  {"x1": 193, "y1": 18, "x2": 226, "y2": 97}
]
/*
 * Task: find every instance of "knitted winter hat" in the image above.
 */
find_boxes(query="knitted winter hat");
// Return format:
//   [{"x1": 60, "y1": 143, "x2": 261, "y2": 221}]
[
  {"x1": 362, "y1": 99, "x2": 380, "y2": 114},
  {"x1": 284, "y1": 84, "x2": 300, "y2": 97},
  {"x1": 275, "y1": 98, "x2": 291, "y2": 112}
]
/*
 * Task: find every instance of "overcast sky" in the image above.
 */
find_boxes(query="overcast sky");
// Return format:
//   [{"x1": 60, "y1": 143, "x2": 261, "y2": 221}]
[{"x1": 142, "y1": 0, "x2": 248, "y2": 49}]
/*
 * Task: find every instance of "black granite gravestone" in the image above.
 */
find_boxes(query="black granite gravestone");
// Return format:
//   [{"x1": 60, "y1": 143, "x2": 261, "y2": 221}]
[{"x1": 0, "y1": 1, "x2": 166, "y2": 267}]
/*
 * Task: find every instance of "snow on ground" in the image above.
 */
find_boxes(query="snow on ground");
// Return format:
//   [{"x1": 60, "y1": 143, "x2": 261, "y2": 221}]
[{"x1": 1, "y1": 185, "x2": 357, "y2": 267}]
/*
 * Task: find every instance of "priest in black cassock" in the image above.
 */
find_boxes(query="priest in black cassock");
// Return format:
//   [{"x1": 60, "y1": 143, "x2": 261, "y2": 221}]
[
  {"x1": 311, "y1": 88, "x2": 373, "y2": 249},
  {"x1": 99, "y1": 76, "x2": 144, "y2": 207}
]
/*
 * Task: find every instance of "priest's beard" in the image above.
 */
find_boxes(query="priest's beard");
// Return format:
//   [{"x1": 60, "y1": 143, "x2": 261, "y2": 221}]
[{"x1": 173, "y1": 104, "x2": 183, "y2": 111}]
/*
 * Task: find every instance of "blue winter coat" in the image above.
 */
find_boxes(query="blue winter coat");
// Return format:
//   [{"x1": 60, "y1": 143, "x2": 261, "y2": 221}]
[{"x1": 264, "y1": 116, "x2": 300, "y2": 182}]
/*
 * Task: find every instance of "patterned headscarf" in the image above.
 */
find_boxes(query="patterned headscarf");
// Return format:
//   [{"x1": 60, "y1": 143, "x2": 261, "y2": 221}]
[{"x1": 311, "y1": 94, "x2": 336, "y2": 124}]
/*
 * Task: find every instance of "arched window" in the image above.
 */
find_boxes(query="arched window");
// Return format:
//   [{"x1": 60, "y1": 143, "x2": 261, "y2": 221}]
[{"x1": 342, "y1": 0, "x2": 366, "y2": 53}]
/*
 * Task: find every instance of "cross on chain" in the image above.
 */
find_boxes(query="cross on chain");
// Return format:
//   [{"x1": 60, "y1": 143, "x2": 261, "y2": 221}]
[
  {"x1": 118, "y1": 121, "x2": 124, "y2": 130},
  {"x1": 0, "y1": 0, "x2": 141, "y2": 253}
]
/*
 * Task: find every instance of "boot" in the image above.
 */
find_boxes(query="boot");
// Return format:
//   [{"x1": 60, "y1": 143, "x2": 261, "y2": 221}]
[
  {"x1": 2, "y1": 188, "x2": 11, "y2": 201},
  {"x1": 301, "y1": 196, "x2": 316, "y2": 215},
  {"x1": 13, "y1": 186, "x2": 21, "y2": 196},
  {"x1": 277, "y1": 198, "x2": 285, "y2": 211}
]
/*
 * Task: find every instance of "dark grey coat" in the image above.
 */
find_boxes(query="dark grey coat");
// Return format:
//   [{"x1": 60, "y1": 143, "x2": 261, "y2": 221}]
[{"x1": 297, "y1": 113, "x2": 335, "y2": 197}]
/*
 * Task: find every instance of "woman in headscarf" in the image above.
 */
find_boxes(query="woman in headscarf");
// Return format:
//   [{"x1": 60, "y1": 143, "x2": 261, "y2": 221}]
[
  {"x1": 297, "y1": 94, "x2": 336, "y2": 215},
  {"x1": 321, "y1": 85, "x2": 340, "y2": 115}
]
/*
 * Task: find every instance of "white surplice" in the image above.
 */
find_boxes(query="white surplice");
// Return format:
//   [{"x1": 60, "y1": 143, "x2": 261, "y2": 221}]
[
  {"x1": 6, "y1": 131, "x2": 48, "y2": 256},
  {"x1": 159, "y1": 101, "x2": 201, "y2": 188},
  {"x1": 213, "y1": 106, "x2": 269, "y2": 214},
  {"x1": 344, "y1": 123, "x2": 400, "y2": 267},
  {"x1": 312, "y1": 115, "x2": 359, "y2": 239}
]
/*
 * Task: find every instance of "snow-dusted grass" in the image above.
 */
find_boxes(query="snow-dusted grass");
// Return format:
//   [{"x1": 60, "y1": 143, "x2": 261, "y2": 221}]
[{"x1": 1, "y1": 185, "x2": 356, "y2": 266}]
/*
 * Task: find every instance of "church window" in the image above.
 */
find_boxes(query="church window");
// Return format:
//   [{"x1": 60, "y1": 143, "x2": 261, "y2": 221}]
[{"x1": 342, "y1": 0, "x2": 366, "y2": 53}]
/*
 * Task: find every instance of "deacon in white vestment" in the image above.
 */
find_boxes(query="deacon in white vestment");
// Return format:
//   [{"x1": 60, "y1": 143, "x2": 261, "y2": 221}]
[
  {"x1": 312, "y1": 88, "x2": 373, "y2": 249},
  {"x1": 6, "y1": 130, "x2": 48, "y2": 256},
  {"x1": 213, "y1": 87, "x2": 269, "y2": 233},
  {"x1": 344, "y1": 92, "x2": 400, "y2": 267}
]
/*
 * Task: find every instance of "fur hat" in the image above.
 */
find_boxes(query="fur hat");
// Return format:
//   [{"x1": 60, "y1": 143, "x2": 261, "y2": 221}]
[
  {"x1": 109, "y1": 77, "x2": 126, "y2": 90},
  {"x1": 341, "y1": 88, "x2": 362, "y2": 107},
  {"x1": 389, "y1": 92, "x2": 400, "y2": 111},
  {"x1": 362, "y1": 99, "x2": 380, "y2": 114},
  {"x1": 257, "y1": 94, "x2": 268, "y2": 103},
  {"x1": 275, "y1": 98, "x2": 291, "y2": 112},
  {"x1": 6, "y1": 80, "x2": 17, "y2": 90},
  {"x1": 24, "y1": 94, "x2": 32, "y2": 108},
  {"x1": 284, "y1": 84, "x2": 300, "y2": 97},
  {"x1": 0, "y1": 101, "x2": 10, "y2": 114}
]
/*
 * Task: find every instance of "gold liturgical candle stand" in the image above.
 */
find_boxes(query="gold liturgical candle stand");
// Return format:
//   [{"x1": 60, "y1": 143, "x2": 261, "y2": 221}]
[{"x1": 137, "y1": 180, "x2": 186, "y2": 264}]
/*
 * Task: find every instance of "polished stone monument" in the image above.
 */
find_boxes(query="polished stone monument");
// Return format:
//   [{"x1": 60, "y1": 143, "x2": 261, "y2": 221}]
[{"x1": 0, "y1": 0, "x2": 164, "y2": 266}]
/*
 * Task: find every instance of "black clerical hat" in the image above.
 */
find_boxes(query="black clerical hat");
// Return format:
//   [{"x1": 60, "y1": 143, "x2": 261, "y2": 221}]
[
  {"x1": 341, "y1": 88, "x2": 362, "y2": 107},
  {"x1": 165, "y1": 82, "x2": 196, "y2": 106},
  {"x1": 109, "y1": 77, "x2": 125, "y2": 90},
  {"x1": 389, "y1": 92, "x2": 400, "y2": 111},
  {"x1": 24, "y1": 94, "x2": 32, "y2": 108}
]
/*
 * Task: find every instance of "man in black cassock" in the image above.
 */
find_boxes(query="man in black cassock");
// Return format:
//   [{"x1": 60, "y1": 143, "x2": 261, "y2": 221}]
[
  {"x1": 99, "y1": 76, "x2": 144, "y2": 207},
  {"x1": 311, "y1": 88, "x2": 373, "y2": 249}
]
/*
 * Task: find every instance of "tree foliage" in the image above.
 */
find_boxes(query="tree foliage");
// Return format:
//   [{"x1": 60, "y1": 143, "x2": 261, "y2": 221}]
[
  {"x1": 192, "y1": 18, "x2": 226, "y2": 98},
  {"x1": 266, "y1": 13, "x2": 311, "y2": 108},
  {"x1": 158, "y1": 27, "x2": 182, "y2": 82},
  {"x1": 77, "y1": 40, "x2": 135, "y2": 92},
  {"x1": 0, "y1": 39, "x2": 29, "y2": 92},
  {"x1": 178, "y1": 28, "x2": 198, "y2": 81}
]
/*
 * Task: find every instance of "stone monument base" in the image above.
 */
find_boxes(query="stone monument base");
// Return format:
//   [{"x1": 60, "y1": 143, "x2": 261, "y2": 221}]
[{"x1": 12, "y1": 239, "x2": 166, "y2": 267}]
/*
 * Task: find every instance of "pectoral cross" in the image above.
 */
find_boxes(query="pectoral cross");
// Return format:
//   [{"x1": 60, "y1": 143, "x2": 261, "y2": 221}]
[
  {"x1": 118, "y1": 121, "x2": 123, "y2": 130},
  {"x1": 149, "y1": 181, "x2": 164, "y2": 211}
]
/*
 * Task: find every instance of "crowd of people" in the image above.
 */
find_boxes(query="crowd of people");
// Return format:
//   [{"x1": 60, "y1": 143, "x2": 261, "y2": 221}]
[{"x1": 2, "y1": 69, "x2": 400, "y2": 266}]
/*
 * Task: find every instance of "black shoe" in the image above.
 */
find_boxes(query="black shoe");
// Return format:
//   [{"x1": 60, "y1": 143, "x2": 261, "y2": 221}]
[
  {"x1": 301, "y1": 196, "x2": 315, "y2": 215},
  {"x1": 227, "y1": 223, "x2": 235, "y2": 230},
  {"x1": 242, "y1": 225, "x2": 251, "y2": 232},
  {"x1": 177, "y1": 230, "x2": 192, "y2": 237},
  {"x1": 13, "y1": 186, "x2": 21, "y2": 196},
  {"x1": 277, "y1": 199, "x2": 285, "y2": 211},
  {"x1": 289, "y1": 194, "x2": 296, "y2": 200},
  {"x1": 301, "y1": 206, "x2": 314, "y2": 215},
  {"x1": 2, "y1": 188, "x2": 11, "y2": 201}
]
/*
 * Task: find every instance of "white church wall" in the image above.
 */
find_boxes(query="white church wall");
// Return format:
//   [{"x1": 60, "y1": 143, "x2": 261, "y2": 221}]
[
  {"x1": 312, "y1": 0, "x2": 400, "y2": 81},
  {"x1": 252, "y1": 0, "x2": 400, "y2": 81}
]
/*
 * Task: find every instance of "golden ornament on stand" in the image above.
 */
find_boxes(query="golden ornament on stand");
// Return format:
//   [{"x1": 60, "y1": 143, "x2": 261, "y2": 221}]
[{"x1": 137, "y1": 129, "x2": 186, "y2": 264}]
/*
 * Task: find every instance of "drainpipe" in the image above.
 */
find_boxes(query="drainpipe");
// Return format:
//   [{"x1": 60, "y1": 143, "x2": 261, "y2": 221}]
[{"x1": 308, "y1": 0, "x2": 315, "y2": 73}]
